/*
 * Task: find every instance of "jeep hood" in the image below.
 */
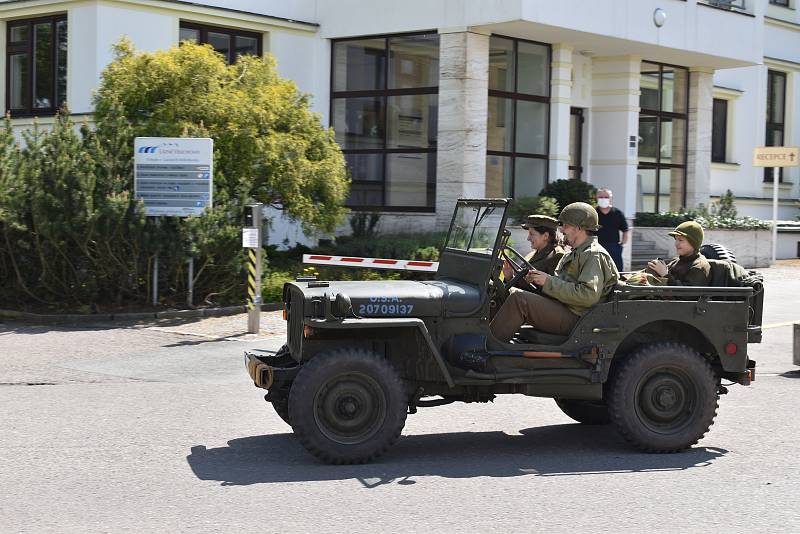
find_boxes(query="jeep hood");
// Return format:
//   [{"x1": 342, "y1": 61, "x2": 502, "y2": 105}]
[{"x1": 287, "y1": 279, "x2": 482, "y2": 317}]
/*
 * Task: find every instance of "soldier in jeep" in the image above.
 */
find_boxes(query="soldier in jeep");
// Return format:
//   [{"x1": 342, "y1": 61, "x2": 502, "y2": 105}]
[
  {"x1": 489, "y1": 202, "x2": 619, "y2": 343},
  {"x1": 645, "y1": 221, "x2": 711, "y2": 286}
]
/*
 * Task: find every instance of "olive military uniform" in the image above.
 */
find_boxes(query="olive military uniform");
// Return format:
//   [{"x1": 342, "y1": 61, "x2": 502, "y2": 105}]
[
  {"x1": 491, "y1": 204, "x2": 620, "y2": 341},
  {"x1": 525, "y1": 243, "x2": 565, "y2": 275},
  {"x1": 646, "y1": 252, "x2": 711, "y2": 286}
]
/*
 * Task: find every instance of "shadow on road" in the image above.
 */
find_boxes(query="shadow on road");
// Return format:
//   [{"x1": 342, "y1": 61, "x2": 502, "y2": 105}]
[
  {"x1": 187, "y1": 425, "x2": 727, "y2": 488},
  {"x1": 780, "y1": 370, "x2": 800, "y2": 379}
]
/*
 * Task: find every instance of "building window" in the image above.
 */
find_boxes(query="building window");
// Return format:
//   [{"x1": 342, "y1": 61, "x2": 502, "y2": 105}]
[
  {"x1": 331, "y1": 33, "x2": 439, "y2": 211},
  {"x1": 179, "y1": 22, "x2": 261, "y2": 64},
  {"x1": 765, "y1": 70, "x2": 786, "y2": 183},
  {"x1": 769, "y1": 0, "x2": 790, "y2": 7},
  {"x1": 569, "y1": 107, "x2": 584, "y2": 179},
  {"x1": 637, "y1": 61, "x2": 689, "y2": 213},
  {"x1": 486, "y1": 36, "x2": 550, "y2": 199},
  {"x1": 711, "y1": 98, "x2": 728, "y2": 163},
  {"x1": 6, "y1": 15, "x2": 67, "y2": 116}
]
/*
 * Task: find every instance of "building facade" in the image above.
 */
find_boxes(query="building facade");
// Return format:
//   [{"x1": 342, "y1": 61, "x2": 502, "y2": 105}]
[{"x1": 0, "y1": 0, "x2": 797, "y2": 249}]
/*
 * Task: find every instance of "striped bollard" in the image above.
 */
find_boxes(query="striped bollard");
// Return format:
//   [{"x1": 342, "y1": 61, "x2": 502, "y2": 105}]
[{"x1": 243, "y1": 204, "x2": 263, "y2": 334}]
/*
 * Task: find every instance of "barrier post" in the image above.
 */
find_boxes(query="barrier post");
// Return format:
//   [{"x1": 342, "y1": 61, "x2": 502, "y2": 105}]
[{"x1": 243, "y1": 204, "x2": 264, "y2": 334}]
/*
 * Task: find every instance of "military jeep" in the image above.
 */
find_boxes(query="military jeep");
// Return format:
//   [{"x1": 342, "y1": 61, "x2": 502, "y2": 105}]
[{"x1": 245, "y1": 198, "x2": 762, "y2": 464}]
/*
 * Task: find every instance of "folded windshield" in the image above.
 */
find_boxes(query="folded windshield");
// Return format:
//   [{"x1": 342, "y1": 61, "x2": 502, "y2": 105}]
[{"x1": 445, "y1": 202, "x2": 506, "y2": 255}]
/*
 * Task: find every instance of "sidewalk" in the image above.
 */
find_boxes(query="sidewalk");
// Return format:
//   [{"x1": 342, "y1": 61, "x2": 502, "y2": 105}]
[{"x1": 144, "y1": 310, "x2": 287, "y2": 341}]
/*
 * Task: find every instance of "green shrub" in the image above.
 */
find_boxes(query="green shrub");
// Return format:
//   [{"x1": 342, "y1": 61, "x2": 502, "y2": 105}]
[
  {"x1": 329, "y1": 232, "x2": 447, "y2": 262},
  {"x1": 508, "y1": 196, "x2": 560, "y2": 224},
  {"x1": 0, "y1": 40, "x2": 349, "y2": 311},
  {"x1": 634, "y1": 191, "x2": 770, "y2": 230},
  {"x1": 539, "y1": 179, "x2": 596, "y2": 208},
  {"x1": 634, "y1": 211, "x2": 695, "y2": 227},
  {"x1": 634, "y1": 211, "x2": 770, "y2": 230}
]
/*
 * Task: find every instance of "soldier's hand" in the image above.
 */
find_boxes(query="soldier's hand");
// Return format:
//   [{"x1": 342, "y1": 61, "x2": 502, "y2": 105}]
[
  {"x1": 527, "y1": 269, "x2": 549, "y2": 286},
  {"x1": 502, "y1": 259, "x2": 513, "y2": 280},
  {"x1": 647, "y1": 259, "x2": 668, "y2": 276}
]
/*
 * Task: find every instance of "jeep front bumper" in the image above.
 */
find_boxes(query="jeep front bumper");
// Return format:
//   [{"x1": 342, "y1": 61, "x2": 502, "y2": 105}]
[{"x1": 244, "y1": 352, "x2": 300, "y2": 390}]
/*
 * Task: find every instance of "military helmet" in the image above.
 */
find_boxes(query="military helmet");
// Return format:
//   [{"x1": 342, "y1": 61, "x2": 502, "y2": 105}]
[
  {"x1": 668, "y1": 221, "x2": 704, "y2": 251},
  {"x1": 558, "y1": 202, "x2": 601, "y2": 231}
]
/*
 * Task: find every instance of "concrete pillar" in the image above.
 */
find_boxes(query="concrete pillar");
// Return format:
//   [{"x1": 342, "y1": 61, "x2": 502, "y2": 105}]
[
  {"x1": 435, "y1": 29, "x2": 490, "y2": 228},
  {"x1": 589, "y1": 56, "x2": 642, "y2": 271},
  {"x1": 549, "y1": 44, "x2": 573, "y2": 182},
  {"x1": 686, "y1": 68, "x2": 714, "y2": 210}
]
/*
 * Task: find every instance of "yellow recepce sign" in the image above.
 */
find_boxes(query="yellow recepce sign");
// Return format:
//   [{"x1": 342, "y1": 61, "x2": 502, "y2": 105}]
[{"x1": 752, "y1": 146, "x2": 799, "y2": 167}]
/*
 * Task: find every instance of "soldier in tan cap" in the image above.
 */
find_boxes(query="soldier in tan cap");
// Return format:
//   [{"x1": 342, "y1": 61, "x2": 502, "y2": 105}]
[
  {"x1": 645, "y1": 220, "x2": 711, "y2": 286},
  {"x1": 490, "y1": 202, "x2": 619, "y2": 342},
  {"x1": 503, "y1": 215, "x2": 564, "y2": 286}
]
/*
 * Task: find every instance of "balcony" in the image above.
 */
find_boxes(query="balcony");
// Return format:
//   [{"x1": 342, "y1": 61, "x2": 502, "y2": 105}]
[{"x1": 698, "y1": 0, "x2": 753, "y2": 16}]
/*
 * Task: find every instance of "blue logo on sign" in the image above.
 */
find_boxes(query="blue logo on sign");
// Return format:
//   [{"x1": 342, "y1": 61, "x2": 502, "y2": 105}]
[{"x1": 137, "y1": 142, "x2": 178, "y2": 154}]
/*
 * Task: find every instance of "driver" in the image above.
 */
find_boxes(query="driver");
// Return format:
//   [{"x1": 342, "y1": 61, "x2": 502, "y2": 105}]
[
  {"x1": 490, "y1": 202, "x2": 619, "y2": 342},
  {"x1": 503, "y1": 215, "x2": 564, "y2": 286}
]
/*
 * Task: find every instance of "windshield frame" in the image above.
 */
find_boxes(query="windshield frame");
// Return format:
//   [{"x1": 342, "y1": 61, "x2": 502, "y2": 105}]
[{"x1": 442, "y1": 198, "x2": 510, "y2": 258}]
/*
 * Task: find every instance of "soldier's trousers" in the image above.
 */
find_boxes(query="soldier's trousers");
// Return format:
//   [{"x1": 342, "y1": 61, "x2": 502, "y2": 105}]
[{"x1": 490, "y1": 288, "x2": 580, "y2": 342}]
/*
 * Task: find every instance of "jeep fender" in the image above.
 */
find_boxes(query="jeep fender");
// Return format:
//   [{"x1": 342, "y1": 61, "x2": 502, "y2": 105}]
[{"x1": 305, "y1": 317, "x2": 455, "y2": 387}]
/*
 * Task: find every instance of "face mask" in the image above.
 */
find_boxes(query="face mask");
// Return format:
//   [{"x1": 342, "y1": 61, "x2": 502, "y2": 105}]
[{"x1": 597, "y1": 198, "x2": 611, "y2": 209}]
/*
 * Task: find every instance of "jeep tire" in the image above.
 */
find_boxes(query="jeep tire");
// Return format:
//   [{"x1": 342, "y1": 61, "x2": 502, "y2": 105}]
[
  {"x1": 268, "y1": 393, "x2": 291, "y2": 426},
  {"x1": 700, "y1": 243, "x2": 736, "y2": 263},
  {"x1": 288, "y1": 348, "x2": 407, "y2": 464},
  {"x1": 608, "y1": 343, "x2": 718, "y2": 452},
  {"x1": 555, "y1": 399, "x2": 610, "y2": 425}
]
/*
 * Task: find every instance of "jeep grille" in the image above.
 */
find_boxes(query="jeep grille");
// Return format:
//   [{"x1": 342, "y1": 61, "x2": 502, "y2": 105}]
[{"x1": 286, "y1": 286, "x2": 304, "y2": 356}]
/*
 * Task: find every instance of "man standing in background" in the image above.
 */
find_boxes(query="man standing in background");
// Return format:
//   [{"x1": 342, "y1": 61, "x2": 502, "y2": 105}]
[{"x1": 595, "y1": 188, "x2": 629, "y2": 271}]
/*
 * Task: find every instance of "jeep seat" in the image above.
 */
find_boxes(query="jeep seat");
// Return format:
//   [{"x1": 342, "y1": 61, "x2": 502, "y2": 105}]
[{"x1": 518, "y1": 326, "x2": 569, "y2": 345}]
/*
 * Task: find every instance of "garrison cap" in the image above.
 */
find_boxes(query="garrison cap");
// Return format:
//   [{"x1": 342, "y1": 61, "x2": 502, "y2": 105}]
[
  {"x1": 521, "y1": 214, "x2": 559, "y2": 231},
  {"x1": 558, "y1": 202, "x2": 601, "y2": 231}
]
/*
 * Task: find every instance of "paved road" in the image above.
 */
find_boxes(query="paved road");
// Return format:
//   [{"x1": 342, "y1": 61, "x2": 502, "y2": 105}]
[{"x1": 1, "y1": 265, "x2": 799, "y2": 533}]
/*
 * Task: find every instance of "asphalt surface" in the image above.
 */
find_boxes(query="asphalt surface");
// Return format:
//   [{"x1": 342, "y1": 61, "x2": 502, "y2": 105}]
[{"x1": 1, "y1": 264, "x2": 799, "y2": 533}]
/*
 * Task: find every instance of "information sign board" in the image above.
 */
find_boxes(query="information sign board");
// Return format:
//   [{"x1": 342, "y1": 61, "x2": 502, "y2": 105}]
[
  {"x1": 134, "y1": 137, "x2": 213, "y2": 217},
  {"x1": 752, "y1": 146, "x2": 799, "y2": 168}
]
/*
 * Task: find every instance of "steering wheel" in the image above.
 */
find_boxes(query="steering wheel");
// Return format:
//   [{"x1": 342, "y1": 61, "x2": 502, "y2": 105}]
[{"x1": 502, "y1": 245, "x2": 537, "y2": 291}]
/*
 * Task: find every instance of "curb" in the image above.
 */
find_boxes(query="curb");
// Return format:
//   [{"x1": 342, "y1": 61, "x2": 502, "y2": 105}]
[{"x1": 0, "y1": 303, "x2": 282, "y2": 325}]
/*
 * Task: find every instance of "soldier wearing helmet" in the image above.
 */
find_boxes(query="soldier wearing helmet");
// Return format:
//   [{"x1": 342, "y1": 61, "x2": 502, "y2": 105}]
[
  {"x1": 490, "y1": 202, "x2": 619, "y2": 342},
  {"x1": 645, "y1": 220, "x2": 711, "y2": 286}
]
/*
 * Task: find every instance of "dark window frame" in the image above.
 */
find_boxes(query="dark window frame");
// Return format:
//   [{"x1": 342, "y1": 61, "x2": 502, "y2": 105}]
[
  {"x1": 637, "y1": 61, "x2": 690, "y2": 212},
  {"x1": 179, "y1": 21, "x2": 263, "y2": 64},
  {"x1": 765, "y1": 69, "x2": 787, "y2": 183},
  {"x1": 6, "y1": 14, "x2": 67, "y2": 117},
  {"x1": 769, "y1": 0, "x2": 790, "y2": 7},
  {"x1": 569, "y1": 107, "x2": 584, "y2": 179},
  {"x1": 331, "y1": 31, "x2": 439, "y2": 212},
  {"x1": 711, "y1": 98, "x2": 728, "y2": 163},
  {"x1": 486, "y1": 34, "x2": 551, "y2": 198}
]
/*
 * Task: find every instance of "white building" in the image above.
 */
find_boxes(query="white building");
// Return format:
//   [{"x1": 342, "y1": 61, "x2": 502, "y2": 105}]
[{"x1": 0, "y1": 0, "x2": 797, "y2": 250}]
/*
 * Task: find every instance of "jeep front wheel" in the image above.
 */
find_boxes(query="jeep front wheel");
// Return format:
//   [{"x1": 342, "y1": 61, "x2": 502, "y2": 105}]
[
  {"x1": 555, "y1": 399, "x2": 610, "y2": 425},
  {"x1": 288, "y1": 348, "x2": 407, "y2": 464},
  {"x1": 608, "y1": 343, "x2": 718, "y2": 452}
]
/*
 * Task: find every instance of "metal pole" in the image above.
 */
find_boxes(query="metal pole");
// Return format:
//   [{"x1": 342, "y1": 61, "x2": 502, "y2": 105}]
[
  {"x1": 771, "y1": 173, "x2": 778, "y2": 264},
  {"x1": 152, "y1": 252, "x2": 159, "y2": 307},
  {"x1": 187, "y1": 257, "x2": 194, "y2": 308}
]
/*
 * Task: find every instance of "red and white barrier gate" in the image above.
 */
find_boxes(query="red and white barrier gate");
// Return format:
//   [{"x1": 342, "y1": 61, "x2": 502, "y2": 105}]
[{"x1": 302, "y1": 254, "x2": 439, "y2": 272}]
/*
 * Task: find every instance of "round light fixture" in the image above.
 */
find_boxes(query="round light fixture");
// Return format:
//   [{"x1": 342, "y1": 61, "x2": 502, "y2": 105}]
[{"x1": 653, "y1": 8, "x2": 667, "y2": 28}]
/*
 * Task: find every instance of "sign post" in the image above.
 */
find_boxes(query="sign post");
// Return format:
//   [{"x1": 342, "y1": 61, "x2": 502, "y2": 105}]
[
  {"x1": 243, "y1": 204, "x2": 264, "y2": 334},
  {"x1": 752, "y1": 146, "x2": 799, "y2": 263},
  {"x1": 134, "y1": 137, "x2": 214, "y2": 307}
]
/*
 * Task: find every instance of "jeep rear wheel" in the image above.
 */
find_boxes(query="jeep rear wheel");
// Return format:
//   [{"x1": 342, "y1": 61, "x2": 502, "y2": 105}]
[
  {"x1": 555, "y1": 399, "x2": 610, "y2": 425},
  {"x1": 288, "y1": 348, "x2": 407, "y2": 464},
  {"x1": 608, "y1": 343, "x2": 718, "y2": 452}
]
